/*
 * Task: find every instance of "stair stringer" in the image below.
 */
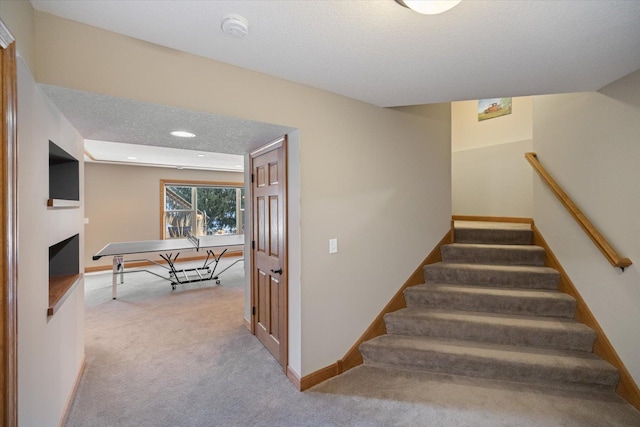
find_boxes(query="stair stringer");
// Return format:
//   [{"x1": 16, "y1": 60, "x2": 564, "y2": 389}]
[
  {"x1": 336, "y1": 230, "x2": 452, "y2": 375},
  {"x1": 296, "y1": 230, "x2": 451, "y2": 391},
  {"x1": 532, "y1": 224, "x2": 640, "y2": 411},
  {"x1": 295, "y1": 230, "x2": 451, "y2": 391}
]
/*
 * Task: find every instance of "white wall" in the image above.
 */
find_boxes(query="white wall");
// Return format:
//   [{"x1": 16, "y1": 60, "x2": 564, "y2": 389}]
[
  {"x1": 84, "y1": 162, "x2": 243, "y2": 269},
  {"x1": 299, "y1": 103, "x2": 451, "y2": 374},
  {"x1": 452, "y1": 97, "x2": 533, "y2": 217},
  {"x1": 532, "y1": 68, "x2": 640, "y2": 385},
  {"x1": 452, "y1": 97, "x2": 533, "y2": 152},
  {"x1": 285, "y1": 131, "x2": 302, "y2": 374},
  {"x1": 17, "y1": 58, "x2": 85, "y2": 427},
  {"x1": 0, "y1": 0, "x2": 35, "y2": 72},
  {"x1": 31, "y1": 12, "x2": 452, "y2": 377}
]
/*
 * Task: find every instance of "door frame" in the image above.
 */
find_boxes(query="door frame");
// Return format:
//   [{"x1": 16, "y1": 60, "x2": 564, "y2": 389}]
[
  {"x1": 249, "y1": 136, "x2": 288, "y2": 373},
  {"x1": 1, "y1": 19, "x2": 18, "y2": 426}
]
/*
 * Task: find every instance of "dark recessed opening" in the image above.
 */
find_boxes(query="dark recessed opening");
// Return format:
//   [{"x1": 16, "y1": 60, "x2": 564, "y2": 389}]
[
  {"x1": 49, "y1": 140, "x2": 79, "y2": 201},
  {"x1": 49, "y1": 234, "x2": 79, "y2": 278}
]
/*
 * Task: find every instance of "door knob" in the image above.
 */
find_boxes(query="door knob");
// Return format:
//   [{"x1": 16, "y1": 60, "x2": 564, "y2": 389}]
[{"x1": 271, "y1": 268, "x2": 282, "y2": 275}]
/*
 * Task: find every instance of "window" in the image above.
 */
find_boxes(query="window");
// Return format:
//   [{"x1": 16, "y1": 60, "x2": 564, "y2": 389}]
[{"x1": 161, "y1": 180, "x2": 244, "y2": 239}]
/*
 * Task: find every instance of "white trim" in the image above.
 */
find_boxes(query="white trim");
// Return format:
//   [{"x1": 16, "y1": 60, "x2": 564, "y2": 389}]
[
  {"x1": 47, "y1": 199, "x2": 81, "y2": 208},
  {"x1": 249, "y1": 136, "x2": 284, "y2": 157},
  {"x1": 0, "y1": 20, "x2": 15, "y2": 49},
  {"x1": 57, "y1": 356, "x2": 87, "y2": 427}
]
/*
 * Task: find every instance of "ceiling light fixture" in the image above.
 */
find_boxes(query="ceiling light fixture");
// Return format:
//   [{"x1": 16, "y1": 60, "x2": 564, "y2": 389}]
[
  {"x1": 395, "y1": 0, "x2": 462, "y2": 15},
  {"x1": 197, "y1": 154, "x2": 205, "y2": 157},
  {"x1": 170, "y1": 131, "x2": 196, "y2": 138},
  {"x1": 127, "y1": 156, "x2": 137, "y2": 160}
]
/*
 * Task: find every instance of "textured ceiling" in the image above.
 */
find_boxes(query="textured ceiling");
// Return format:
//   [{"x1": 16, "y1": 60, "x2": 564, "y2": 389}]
[
  {"x1": 31, "y1": 0, "x2": 640, "y2": 107},
  {"x1": 31, "y1": 1, "x2": 640, "y2": 169},
  {"x1": 41, "y1": 85, "x2": 293, "y2": 169}
]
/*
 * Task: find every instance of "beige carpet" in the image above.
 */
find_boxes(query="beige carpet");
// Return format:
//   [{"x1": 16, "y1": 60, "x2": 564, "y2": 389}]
[{"x1": 66, "y1": 257, "x2": 640, "y2": 426}]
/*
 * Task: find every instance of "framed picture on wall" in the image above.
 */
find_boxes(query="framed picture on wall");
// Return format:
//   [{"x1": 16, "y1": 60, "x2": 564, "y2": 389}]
[{"x1": 478, "y1": 98, "x2": 512, "y2": 121}]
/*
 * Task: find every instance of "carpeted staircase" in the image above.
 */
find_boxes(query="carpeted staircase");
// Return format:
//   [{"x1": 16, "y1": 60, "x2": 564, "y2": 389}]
[{"x1": 359, "y1": 223, "x2": 620, "y2": 392}]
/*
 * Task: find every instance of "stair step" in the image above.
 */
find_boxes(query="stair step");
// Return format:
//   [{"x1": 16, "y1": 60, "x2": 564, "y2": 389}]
[
  {"x1": 423, "y1": 263, "x2": 559, "y2": 290},
  {"x1": 384, "y1": 308, "x2": 595, "y2": 351},
  {"x1": 404, "y1": 284, "x2": 576, "y2": 318},
  {"x1": 454, "y1": 227, "x2": 533, "y2": 245},
  {"x1": 441, "y1": 243, "x2": 545, "y2": 266},
  {"x1": 360, "y1": 335, "x2": 619, "y2": 391}
]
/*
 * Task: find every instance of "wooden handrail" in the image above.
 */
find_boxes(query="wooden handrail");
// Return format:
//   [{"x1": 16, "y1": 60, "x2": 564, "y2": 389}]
[{"x1": 525, "y1": 152, "x2": 631, "y2": 270}]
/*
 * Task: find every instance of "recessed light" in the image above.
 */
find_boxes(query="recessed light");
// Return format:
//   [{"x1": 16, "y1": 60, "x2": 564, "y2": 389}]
[
  {"x1": 197, "y1": 154, "x2": 205, "y2": 157},
  {"x1": 127, "y1": 156, "x2": 137, "y2": 160},
  {"x1": 171, "y1": 131, "x2": 196, "y2": 138}
]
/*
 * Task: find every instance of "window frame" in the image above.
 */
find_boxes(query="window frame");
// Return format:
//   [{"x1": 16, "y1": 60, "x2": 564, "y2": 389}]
[{"x1": 160, "y1": 179, "x2": 244, "y2": 239}]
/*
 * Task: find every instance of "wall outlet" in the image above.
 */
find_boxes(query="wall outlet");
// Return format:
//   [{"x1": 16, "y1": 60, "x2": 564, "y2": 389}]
[{"x1": 329, "y1": 238, "x2": 338, "y2": 254}]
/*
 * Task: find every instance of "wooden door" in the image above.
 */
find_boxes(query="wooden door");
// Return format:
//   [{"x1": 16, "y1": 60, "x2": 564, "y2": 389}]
[{"x1": 251, "y1": 137, "x2": 287, "y2": 369}]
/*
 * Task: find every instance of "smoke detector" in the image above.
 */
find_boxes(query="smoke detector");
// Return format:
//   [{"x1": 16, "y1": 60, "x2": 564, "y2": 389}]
[{"x1": 221, "y1": 14, "x2": 249, "y2": 38}]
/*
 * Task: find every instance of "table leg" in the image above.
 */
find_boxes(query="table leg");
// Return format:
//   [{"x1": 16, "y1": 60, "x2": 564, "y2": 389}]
[{"x1": 112, "y1": 255, "x2": 123, "y2": 299}]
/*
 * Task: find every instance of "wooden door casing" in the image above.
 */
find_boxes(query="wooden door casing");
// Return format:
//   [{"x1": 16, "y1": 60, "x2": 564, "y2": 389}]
[
  {"x1": 1, "y1": 21, "x2": 18, "y2": 427},
  {"x1": 250, "y1": 137, "x2": 287, "y2": 370}
]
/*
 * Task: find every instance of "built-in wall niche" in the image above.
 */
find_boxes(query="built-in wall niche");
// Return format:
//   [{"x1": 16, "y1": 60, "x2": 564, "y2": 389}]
[
  {"x1": 48, "y1": 234, "x2": 82, "y2": 316},
  {"x1": 48, "y1": 140, "x2": 80, "y2": 208}
]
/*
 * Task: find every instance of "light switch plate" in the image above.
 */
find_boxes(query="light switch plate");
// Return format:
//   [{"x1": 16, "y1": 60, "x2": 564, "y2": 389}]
[{"x1": 329, "y1": 238, "x2": 338, "y2": 254}]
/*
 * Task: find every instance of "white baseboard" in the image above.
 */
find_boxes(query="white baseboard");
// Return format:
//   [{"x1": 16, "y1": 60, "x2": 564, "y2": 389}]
[{"x1": 58, "y1": 355, "x2": 87, "y2": 427}]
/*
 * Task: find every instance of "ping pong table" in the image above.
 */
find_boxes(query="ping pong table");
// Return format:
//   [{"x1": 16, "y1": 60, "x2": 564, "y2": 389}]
[{"x1": 93, "y1": 234, "x2": 244, "y2": 299}]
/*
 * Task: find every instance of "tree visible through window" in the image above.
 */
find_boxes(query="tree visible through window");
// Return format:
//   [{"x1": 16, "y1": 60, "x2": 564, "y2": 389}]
[{"x1": 162, "y1": 181, "x2": 244, "y2": 239}]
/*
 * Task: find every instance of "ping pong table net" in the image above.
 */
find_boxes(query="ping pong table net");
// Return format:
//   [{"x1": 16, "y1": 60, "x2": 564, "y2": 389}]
[{"x1": 187, "y1": 234, "x2": 200, "y2": 250}]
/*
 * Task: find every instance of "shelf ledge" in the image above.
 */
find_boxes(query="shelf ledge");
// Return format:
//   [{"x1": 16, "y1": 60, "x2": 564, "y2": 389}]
[
  {"x1": 48, "y1": 273, "x2": 83, "y2": 317},
  {"x1": 47, "y1": 199, "x2": 81, "y2": 208}
]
